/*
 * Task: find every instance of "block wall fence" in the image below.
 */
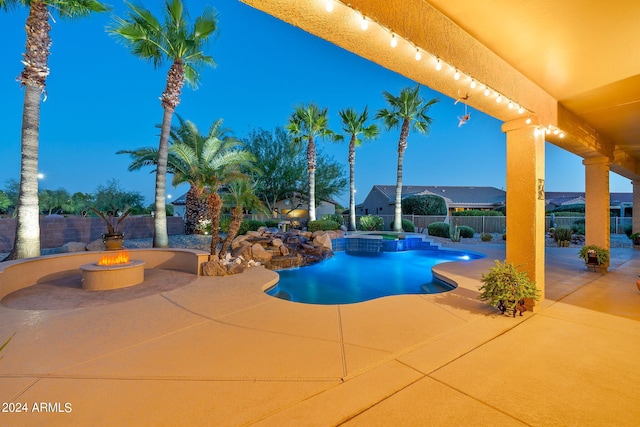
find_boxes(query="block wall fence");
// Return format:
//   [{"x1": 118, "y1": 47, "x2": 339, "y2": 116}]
[{"x1": 0, "y1": 216, "x2": 185, "y2": 252}]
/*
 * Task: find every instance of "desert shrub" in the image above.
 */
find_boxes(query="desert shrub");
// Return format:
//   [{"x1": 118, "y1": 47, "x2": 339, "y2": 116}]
[
  {"x1": 264, "y1": 219, "x2": 280, "y2": 228},
  {"x1": 238, "y1": 219, "x2": 266, "y2": 235},
  {"x1": 453, "y1": 210, "x2": 504, "y2": 217},
  {"x1": 478, "y1": 260, "x2": 540, "y2": 314},
  {"x1": 427, "y1": 221, "x2": 450, "y2": 238},
  {"x1": 481, "y1": 233, "x2": 493, "y2": 242},
  {"x1": 308, "y1": 219, "x2": 339, "y2": 232},
  {"x1": 321, "y1": 214, "x2": 344, "y2": 226},
  {"x1": 553, "y1": 226, "x2": 573, "y2": 243},
  {"x1": 359, "y1": 215, "x2": 384, "y2": 231},
  {"x1": 401, "y1": 195, "x2": 447, "y2": 215},
  {"x1": 458, "y1": 225, "x2": 475, "y2": 238},
  {"x1": 390, "y1": 219, "x2": 415, "y2": 232},
  {"x1": 571, "y1": 219, "x2": 585, "y2": 235}
]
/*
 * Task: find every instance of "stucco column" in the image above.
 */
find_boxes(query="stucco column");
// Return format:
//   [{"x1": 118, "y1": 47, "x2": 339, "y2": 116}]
[
  {"x1": 502, "y1": 117, "x2": 546, "y2": 303},
  {"x1": 633, "y1": 180, "x2": 640, "y2": 233},
  {"x1": 583, "y1": 157, "x2": 610, "y2": 253}
]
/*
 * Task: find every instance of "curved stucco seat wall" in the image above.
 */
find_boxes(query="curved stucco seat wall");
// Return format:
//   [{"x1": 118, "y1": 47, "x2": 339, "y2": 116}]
[{"x1": 0, "y1": 249, "x2": 210, "y2": 299}]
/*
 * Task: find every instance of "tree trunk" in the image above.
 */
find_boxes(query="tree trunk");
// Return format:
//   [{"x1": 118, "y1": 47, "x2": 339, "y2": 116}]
[
  {"x1": 220, "y1": 206, "x2": 242, "y2": 257},
  {"x1": 153, "y1": 106, "x2": 173, "y2": 248},
  {"x1": 5, "y1": 2, "x2": 51, "y2": 261},
  {"x1": 348, "y1": 135, "x2": 357, "y2": 231},
  {"x1": 207, "y1": 191, "x2": 223, "y2": 256},
  {"x1": 394, "y1": 119, "x2": 411, "y2": 232},
  {"x1": 307, "y1": 135, "x2": 317, "y2": 222},
  {"x1": 185, "y1": 185, "x2": 208, "y2": 234},
  {"x1": 7, "y1": 84, "x2": 43, "y2": 260}
]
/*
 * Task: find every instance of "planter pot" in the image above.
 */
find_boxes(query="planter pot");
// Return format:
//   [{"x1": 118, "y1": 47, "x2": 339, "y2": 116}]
[{"x1": 102, "y1": 233, "x2": 125, "y2": 251}]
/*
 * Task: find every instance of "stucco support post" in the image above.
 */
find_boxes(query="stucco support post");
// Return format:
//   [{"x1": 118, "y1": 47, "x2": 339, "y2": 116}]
[
  {"x1": 583, "y1": 157, "x2": 610, "y2": 254},
  {"x1": 633, "y1": 180, "x2": 640, "y2": 233},
  {"x1": 502, "y1": 117, "x2": 546, "y2": 304}
]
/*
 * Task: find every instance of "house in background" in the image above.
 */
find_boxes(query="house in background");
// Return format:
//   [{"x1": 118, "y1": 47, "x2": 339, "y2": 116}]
[
  {"x1": 545, "y1": 192, "x2": 632, "y2": 217},
  {"x1": 356, "y1": 185, "x2": 506, "y2": 216}
]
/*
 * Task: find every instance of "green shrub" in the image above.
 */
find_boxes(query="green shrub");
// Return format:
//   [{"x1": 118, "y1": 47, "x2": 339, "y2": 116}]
[
  {"x1": 571, "y1": 219, "x2": 585, "y2": 235},
  {"x1": 308, "y1": 219, "x2": 339, "y2": 232},
  {"x1": 552, "y1": 211, "x2": 585, "y2": 217},
  {"x1": 578, "y1": 244, "x2": 609, "y2": 265},
  {"x1": 401, "y1": 195, "x2": 447, "y2": 215},
  {"x1": 452, "y1": 210, "x2": 504, "y2": 217},
  {"x1": 549, "y1": 204, "x2": 585, "y2": 214},
  {"x1": 359, "y1": 215, "x2": 384, "y2": 231},
  {"x1": 478, "y1": 260, "x2": 541, "y2": 316},
  {"x1": 481, "y1": 233, "x2": 493, "y2": 242},
  {"x1": 553, "y1": 226, "x2": 573, "y2": 243},
  {"x1": 321, "y1": 214, "x2": 344, "y2": 226},
  {"x1": 265, "y1": 219, "x2": 280, "y2": 228},
  {"x1": 390, "y1": 219, "x2": 415, "y2": 232},
  {"x1": 624, "y1": 226, "x2": 633, "y2": 237},
  {"x1": 458, "y1": 225, "x2": 475, "y2": 238},
  {"x1": 238, "y1": 219, "x2": 266, "y2": 235},
  {"x1": 427, "y1": 222, "x2": 450, "y2": 238},
  {"x1": 502, "y1": 233, "x2": 507, "y2": 241}
]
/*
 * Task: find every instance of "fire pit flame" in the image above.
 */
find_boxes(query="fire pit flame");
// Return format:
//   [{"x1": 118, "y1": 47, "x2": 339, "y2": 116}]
[{"x1": 97, "y1": 251, "x2": 130, "y2": 266}]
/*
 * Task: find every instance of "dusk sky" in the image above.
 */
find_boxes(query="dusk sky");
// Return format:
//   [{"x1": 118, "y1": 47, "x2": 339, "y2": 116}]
[{"x1": 0, "y1": 1, "x2": 631, "y2": 208}]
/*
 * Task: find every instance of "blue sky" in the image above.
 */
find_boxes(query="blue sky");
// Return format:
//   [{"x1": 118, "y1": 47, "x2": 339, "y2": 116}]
[{"x1": 0, "y1": 1, "x2": 631, "y2": 208}]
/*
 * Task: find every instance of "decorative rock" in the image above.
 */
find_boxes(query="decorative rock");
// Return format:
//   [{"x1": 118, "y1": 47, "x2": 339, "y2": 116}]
[
  {"x1": 232, "y1": 242, "x2": 252, "y2": 260},
  {"x1": 253, "y1": 249, "x2": 273, "y2": 264},
  {"x1": 226, "y1": 262, "x2": 247, "y2": 275},
  {"x1": 313, "y1": 233, "x2": 333, "y2": 251},
  {"x1": 271, "y1": 238, "x2": 283, "y2": 248},
  {"x1": 246, "y1": 230, "x2": 262, "y2": 237},
  {"x1": 60, "y1": 242, "x2": 87, "y2": 253},
  {"x1": 202, "y1": 260, "x2": 227, "y2": 276},
  {"x1": 280, "y1": 245, "x2": 290, "y2": 256},
  {"x1": 86, "y1": 239, "x2": 105, "y2": 251},
  {"x1": 231, "y1": 234, "x2": 250, "y2": 250}
]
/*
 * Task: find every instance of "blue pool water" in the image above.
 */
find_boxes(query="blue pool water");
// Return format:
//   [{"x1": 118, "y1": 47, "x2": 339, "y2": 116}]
[{"x1": 266, "y1": 249, "x2": 483, "y2": 305}]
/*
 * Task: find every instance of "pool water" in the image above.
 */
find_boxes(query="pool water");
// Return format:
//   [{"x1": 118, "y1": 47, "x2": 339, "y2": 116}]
[{"x1": 266, "y1": 249, "x2": 482, "y2": 305}]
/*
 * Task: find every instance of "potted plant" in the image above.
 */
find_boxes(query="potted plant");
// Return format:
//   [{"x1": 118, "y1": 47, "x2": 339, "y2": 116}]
[
  {"x1": 90, "y1": 205, "x2": 131, "y2": 250},
  {"x1": 578, "y1": 244, "x2": 609, "y2": 271},
  {"x1": 478, "y1": 260, "x2": 541, "y2": 317}
]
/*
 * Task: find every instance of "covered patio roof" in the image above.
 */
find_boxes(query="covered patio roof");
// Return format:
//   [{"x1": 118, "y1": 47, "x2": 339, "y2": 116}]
[{"x1": 241, "y1": 0, "x2": 640, "y2": 179}]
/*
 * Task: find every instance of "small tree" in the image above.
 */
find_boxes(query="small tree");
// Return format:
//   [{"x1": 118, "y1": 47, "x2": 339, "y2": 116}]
[{"x1": 402, "y1": 194, "x2": 447, "y2": 215}]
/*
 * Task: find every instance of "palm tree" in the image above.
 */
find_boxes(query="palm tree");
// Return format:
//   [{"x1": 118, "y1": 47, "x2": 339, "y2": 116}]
[
  {"x1": 338, "y1": 107, "x2": 380, "y2": 231},
  {"x1": 168, "y1": 120, "x2": 254, "y2": 256},
  {"x1": 109, "y1": 0, "x2": 218, "y2": 248},
  {"x1": 376, "y1": 86, "x2": 439, "y2": 232},
  {"x1": 219, "y1": 177, "x2": 266, "y2": 257},
  {"x1": 286, "y1": 103, "x2": 336, "y2": 222},
  {"x1": 1, "y1": 0, "x2": 109, "y2": 260}
]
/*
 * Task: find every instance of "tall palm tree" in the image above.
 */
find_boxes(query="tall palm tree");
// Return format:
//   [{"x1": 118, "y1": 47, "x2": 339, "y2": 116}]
[
  {"x1": 219, "y1": 177, "x2": 266, "y2": 257},
  {"x1": 109, "y1": 0, "x2": 218, "y2": 248},
  {"x1": 169, "y1": 120, "x2": 254, "y2": 256},
  {"x1": 1, "y1": 0, "x2": 109, "y2": 260},
  {"x1": 286, "y1": 103, "x2": 335, "y2": 222},
  {"x1": 376, "y1": 86, "x2": 439, "y2": 232},
  {"x1": 338, "y1": 107, "x2": 380, "y2": 231}
]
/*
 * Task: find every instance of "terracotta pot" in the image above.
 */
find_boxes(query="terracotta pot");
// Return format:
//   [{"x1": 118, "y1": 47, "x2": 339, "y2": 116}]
[{"x1": 102, "y1": 233, "x2": 125, "y2": 251}]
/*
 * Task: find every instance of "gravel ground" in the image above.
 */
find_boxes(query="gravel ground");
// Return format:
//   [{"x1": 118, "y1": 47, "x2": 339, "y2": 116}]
[{"x1": 0, "y1": 232, "x2": 633, "y2": 260}]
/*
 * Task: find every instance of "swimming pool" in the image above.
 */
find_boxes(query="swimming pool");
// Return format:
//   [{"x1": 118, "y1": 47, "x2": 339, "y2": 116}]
[{"x1": 266, "y1": 249, "x2": 483, "y2": 305}]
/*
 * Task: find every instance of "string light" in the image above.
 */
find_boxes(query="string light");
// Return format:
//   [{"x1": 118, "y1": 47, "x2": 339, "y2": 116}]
[
  {"x1": 360, "y1": 15, "x2": 368, "y2": 30},
  {"x1": 559, "y1": 132, "x2": 565, "y2": 138},
  {"x1": 526, "y1": 117, "x2": 532, "y2": 124},
  {"x1": 324, "y1": 1, "x2": 530, "y2": 118},
  {"x1": 325, "y1": 0, "x2": 334, "y2": 12}
]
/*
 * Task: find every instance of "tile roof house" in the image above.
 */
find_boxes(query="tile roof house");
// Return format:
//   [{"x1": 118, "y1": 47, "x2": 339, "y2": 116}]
[
  {"x1": 355, "y1": 185, "x2": 506, "y2": 216},
  {"x1": 545, "y1": 192, "x2": 632, "y2": 216}
]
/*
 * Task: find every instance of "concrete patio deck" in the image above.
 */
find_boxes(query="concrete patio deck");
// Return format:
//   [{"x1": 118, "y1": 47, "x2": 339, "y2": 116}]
[{"x1": 1, "y1": 243, "x2": 639, "y2": 426}]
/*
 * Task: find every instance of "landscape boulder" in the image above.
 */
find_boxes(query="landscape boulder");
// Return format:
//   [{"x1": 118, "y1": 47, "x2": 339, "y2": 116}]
[{"x1": 60, "y1": 242, "x2": 87, "y2": 253}]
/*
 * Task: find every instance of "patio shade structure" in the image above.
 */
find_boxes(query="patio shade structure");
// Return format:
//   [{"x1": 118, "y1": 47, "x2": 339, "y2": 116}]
[{"x1": 240, "y1": 0, "x2": 640, "y2": 303}]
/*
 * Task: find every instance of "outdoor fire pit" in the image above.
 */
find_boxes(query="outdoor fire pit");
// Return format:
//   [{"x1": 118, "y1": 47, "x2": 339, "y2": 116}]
[{"x1": 80, "y1": 251, "x2": 146, "y2": 290}]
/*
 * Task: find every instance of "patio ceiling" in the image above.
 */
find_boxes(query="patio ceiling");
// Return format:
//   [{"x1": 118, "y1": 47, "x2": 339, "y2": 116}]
[{"x1": 241, "y1": 0, "x2": 640, "y2": 180}]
